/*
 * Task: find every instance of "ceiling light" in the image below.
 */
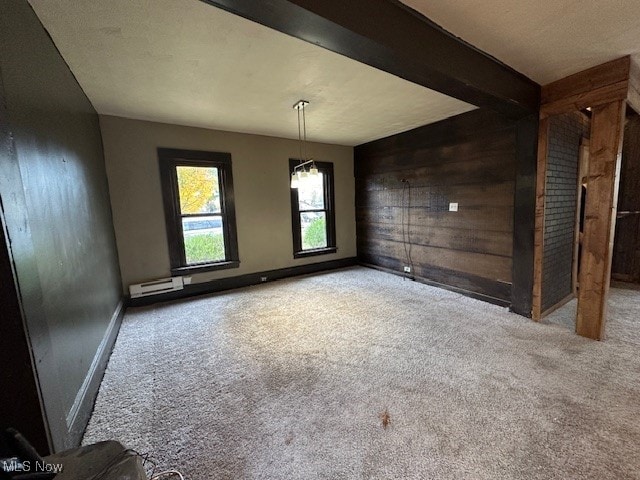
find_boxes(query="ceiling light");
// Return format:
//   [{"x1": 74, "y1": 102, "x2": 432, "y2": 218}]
[
  {"x1": 290, "y1": 173, "x2": 299, "y2": 188},
  {"x1": 291, "y1": 100, "x2": 318, "y2": 188}
]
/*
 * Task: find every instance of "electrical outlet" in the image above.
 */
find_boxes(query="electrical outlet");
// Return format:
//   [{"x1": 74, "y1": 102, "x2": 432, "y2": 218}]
[
  {"x1": 449, "y1": 202, "x2": 459, "y2": 212},
  {"x1": 261, "y1": 276, "x2": 268, "y2": 282},
  {"x1": 403, "y1": 266, "x2": 411, "y2": 273}
]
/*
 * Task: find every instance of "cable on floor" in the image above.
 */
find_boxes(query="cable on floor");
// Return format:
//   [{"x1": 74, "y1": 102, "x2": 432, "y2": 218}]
[
  {"x1": 401, "y1": 179, "x2": 414, "y2": 279},
  {"x1": 150, "y1": 470, "x2": 185, "y2": 480}
]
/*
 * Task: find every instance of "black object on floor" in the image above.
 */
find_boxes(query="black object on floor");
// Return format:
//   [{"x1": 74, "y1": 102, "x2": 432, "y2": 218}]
[
  {"x1": 1, "y1": 429, "x2": 145, "y2": 480},
  {"x1": 0, "y1": 428, "x2": 55, "y2": 480},
  {"x1": 45, "y1": 441, "x2": 145, "y2": 480}
]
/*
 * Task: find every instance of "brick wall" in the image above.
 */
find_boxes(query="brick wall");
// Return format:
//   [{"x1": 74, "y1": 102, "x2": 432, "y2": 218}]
[{"x1": 541, "y1": 112, "x2": 590, "y2": 312}]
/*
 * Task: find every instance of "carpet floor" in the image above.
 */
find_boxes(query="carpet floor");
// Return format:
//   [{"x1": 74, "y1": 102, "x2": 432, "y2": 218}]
[
  {"x1": 546, "y1": 282, "x2": 640, "y2": 347},
  {"x1": 83, "y1": 267, "x2": 640, "y2": 479}
]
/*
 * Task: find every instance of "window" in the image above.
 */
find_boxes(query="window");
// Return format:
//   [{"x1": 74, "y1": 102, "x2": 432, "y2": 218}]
[
  {"x1": 289, "y1": 159, "x2": 337, "y2": 258},
  {"x1": 158, "y1": 148, "x2": 239, "y2": 274}
]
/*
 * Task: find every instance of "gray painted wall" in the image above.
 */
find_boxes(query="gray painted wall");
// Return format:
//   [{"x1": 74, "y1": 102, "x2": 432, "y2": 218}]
[{"x1": 0, "y1": 0, "x2": 123, "y2": 451}]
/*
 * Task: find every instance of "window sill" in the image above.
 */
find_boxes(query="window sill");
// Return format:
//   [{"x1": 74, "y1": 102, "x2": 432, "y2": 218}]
[
  {"x1": 171, "y1": 260, "x2": 240, "y2": 275},
  {"x1": 293, "y1": 247, "x2": 337, "y2": 259}
]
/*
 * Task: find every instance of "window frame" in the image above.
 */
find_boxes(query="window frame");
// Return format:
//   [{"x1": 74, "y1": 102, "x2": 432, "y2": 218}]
[
  {"x1": 289, "y1": 158, "x2": 337, "y2": 259},
  {"x1": 158, "y1": 148, "x2": 239, "y2": 275}
]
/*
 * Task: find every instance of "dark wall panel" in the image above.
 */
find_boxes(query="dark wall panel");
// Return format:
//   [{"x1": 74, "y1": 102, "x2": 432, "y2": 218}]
[
  {"x1": 541, "y1": 112, "x2": 589, "y2": 312},
  {"x1": 355, "y1": 109, "x2": 517, "y2": 304},
  {"x1": 612, "y1": 114, "x2": 640, "y2": 283},
  {"x1": 511, "y1": 114, "x2": 538, "y2": 317},
  {"x1": 0, "y1": 201, "x2": 50, "y2": 454},
  {"x1": 0, "y1": 0, "x2": 123, "y2": 451}
]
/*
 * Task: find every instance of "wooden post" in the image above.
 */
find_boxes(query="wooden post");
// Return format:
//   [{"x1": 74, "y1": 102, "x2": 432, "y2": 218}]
[
  {"x1": 531, "y1": 116, "x2": 550, "y2": 320},
  {"x1": 576, "y1": 100, "x2": 626, "y2": 340},
  {"x1": 572, "y1": 140, "x2": 589, "y2": 296}
]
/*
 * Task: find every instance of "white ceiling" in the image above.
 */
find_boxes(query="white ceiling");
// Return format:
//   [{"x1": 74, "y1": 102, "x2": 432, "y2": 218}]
[
  {"x1": 30, "y1": 1, "x2": 640, "y2": 145},
  {"x1": 401, "y1": 0, "x2": 640, "y2": 85},
  {"x1": 28, "y1": 0, "x2": 476, "y2": 147}
]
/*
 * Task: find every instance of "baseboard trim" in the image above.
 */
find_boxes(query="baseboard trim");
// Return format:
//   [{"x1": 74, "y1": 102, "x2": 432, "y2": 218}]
[
  {"x1": 128, "y1": 257, "x2": 358, "y2": 307},
  {"x1": 66, "y1": 299, "x2": 125, "y2": 445},
  {"x1": 360, "y1": 262, "x2": 511, "y2": 309}
]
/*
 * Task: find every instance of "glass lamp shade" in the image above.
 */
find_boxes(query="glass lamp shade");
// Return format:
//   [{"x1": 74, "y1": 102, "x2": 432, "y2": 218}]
[
  {"x1": 309, "y1": 166, "x2": 319, "y2": 176},
  {"x1": 290, "y1": 172, "x2": 299, "y2": 188}
]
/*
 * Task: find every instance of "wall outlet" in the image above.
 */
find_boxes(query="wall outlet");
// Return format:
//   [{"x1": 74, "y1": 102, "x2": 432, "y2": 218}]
[
  {"x1": 261, "y1": 276, "x2": 268, "y2": 282},
  {"x1": 449, "y1": 202, "x2": 459, "y2": 212},
  {"x1": 403, "y1": 266, "x2": 411, "y2": 273}
]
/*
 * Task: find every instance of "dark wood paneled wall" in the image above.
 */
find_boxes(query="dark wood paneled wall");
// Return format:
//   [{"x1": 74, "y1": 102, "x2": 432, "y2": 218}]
[
  {"x1": 612, "y1": 113, "x2": 640, "y2": 282},
  {"x1": 355, "y1": 109, "x2": 517, "y2": 304}
]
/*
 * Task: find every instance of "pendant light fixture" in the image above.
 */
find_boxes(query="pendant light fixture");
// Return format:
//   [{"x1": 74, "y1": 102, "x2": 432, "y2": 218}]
[{"x1": 291, "y1": 100, "x2": 318, "y2": 189}]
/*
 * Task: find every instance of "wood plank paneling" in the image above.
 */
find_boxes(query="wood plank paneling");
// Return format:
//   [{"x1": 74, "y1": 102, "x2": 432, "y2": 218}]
[
  {"x1": 576, "y1": 100, "x2": 626, "y2": 340},
  {"x1": 357, "y1": 223, "x2": 513, "y2": 258},
  {"x1": 360, "y1": 254, "x2": 512, "y2": 304},
  {"x1": 356, "y1": 206, "x2": 514, "y2": 232},
  {"x1": 355, "y1": 136, "x2": 516, "y2": 185},
  {"x1": 532, "y1": 116, "x2": 550, "y2": 320},
  {"x1": 541, "y1": 57, "x2": 631, "y2": 105},
  {"x1": 357, "y1": 181, "x2": 516, "y2": 210},
  {"x1": 612, "y1": 114, "x2": 640, "y2": 282},
  {"x1": 355, "y1": 109, "x2": 517, "y2": 303},
  {"x1": 358, "y1": 238, "x2": 512, "y2": 281},
  {"x1": 355, "y1": 109, "x2": 515, "y2": 159},
  {"x1": 541, "y1": 81, "x2": 629, "y2": 118},
  {"x1": 541, "y1": 57, "x2": 631, "y2": 117},
  {"x1": 626, "y1": 58, "x2": 640, "y2": 114},
  {"x1": 536, "y1": 58, "x2": 637, "y2": 338}
]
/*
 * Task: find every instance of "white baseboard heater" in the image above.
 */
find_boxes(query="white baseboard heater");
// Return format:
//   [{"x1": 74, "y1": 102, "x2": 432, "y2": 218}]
[{"x1": 129, "y1": 277, "x2": 184, "y2": 298}]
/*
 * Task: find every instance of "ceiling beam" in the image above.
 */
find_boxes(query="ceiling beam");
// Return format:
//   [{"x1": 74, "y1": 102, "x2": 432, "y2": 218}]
[{"x1": 199, "y1": 0, "x2": 540, "y2": 118}]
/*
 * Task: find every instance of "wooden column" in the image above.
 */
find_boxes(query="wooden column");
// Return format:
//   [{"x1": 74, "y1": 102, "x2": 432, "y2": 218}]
[
  {"x1": 511, "y1": 114, "x2": 539, "y2": 317},
  {"x1": 532, "y1": 56, "x2": 640, "y2": 337},
  {"x1": 531, "y1": 116, "x2": 549, "y2": 320},
  {"x1": 576, "y1": 100, "x2": 626, "y2": 339}
]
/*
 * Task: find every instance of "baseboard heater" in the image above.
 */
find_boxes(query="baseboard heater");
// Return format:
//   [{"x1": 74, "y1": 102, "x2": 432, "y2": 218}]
[{"x1": 129, "y1": 277, "x2": 184, "y2": 298}]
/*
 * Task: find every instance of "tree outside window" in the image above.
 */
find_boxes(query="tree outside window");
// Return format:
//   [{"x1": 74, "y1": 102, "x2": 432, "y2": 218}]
[{"x1": 159, "y1": 149, "x2": 239, "y2": 274}]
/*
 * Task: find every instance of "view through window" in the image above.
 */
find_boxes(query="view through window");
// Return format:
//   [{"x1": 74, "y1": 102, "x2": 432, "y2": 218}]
[
  {"x1": 177, "y1": 165, "x2": 224, "y2": 264},
  {"x1": 297, "y1": 172, "x2": 328, "y2": 250},
  {"x1": 158, "y1": 148, "x2": 239, "y2": 274},
  {"x1": 289, "y1": 160, "x2": 336, "y2": 258}
]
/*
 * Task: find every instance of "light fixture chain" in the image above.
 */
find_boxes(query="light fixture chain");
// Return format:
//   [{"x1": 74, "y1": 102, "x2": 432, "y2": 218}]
[
  {"x1": 302, "y1": 102, "x2": 307, "y2": 162},
  {"x1": 297, "y1": 107, "x2": 303, "y2": 165}
]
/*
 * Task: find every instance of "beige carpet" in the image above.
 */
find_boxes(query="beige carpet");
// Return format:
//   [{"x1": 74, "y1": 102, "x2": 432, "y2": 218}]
[
  {"x1": 84, "y1": 267, "x2": 640, "y2": 479},
  {"x1": 546, "y1": 282, "x2": 640, "y2": 347}
]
